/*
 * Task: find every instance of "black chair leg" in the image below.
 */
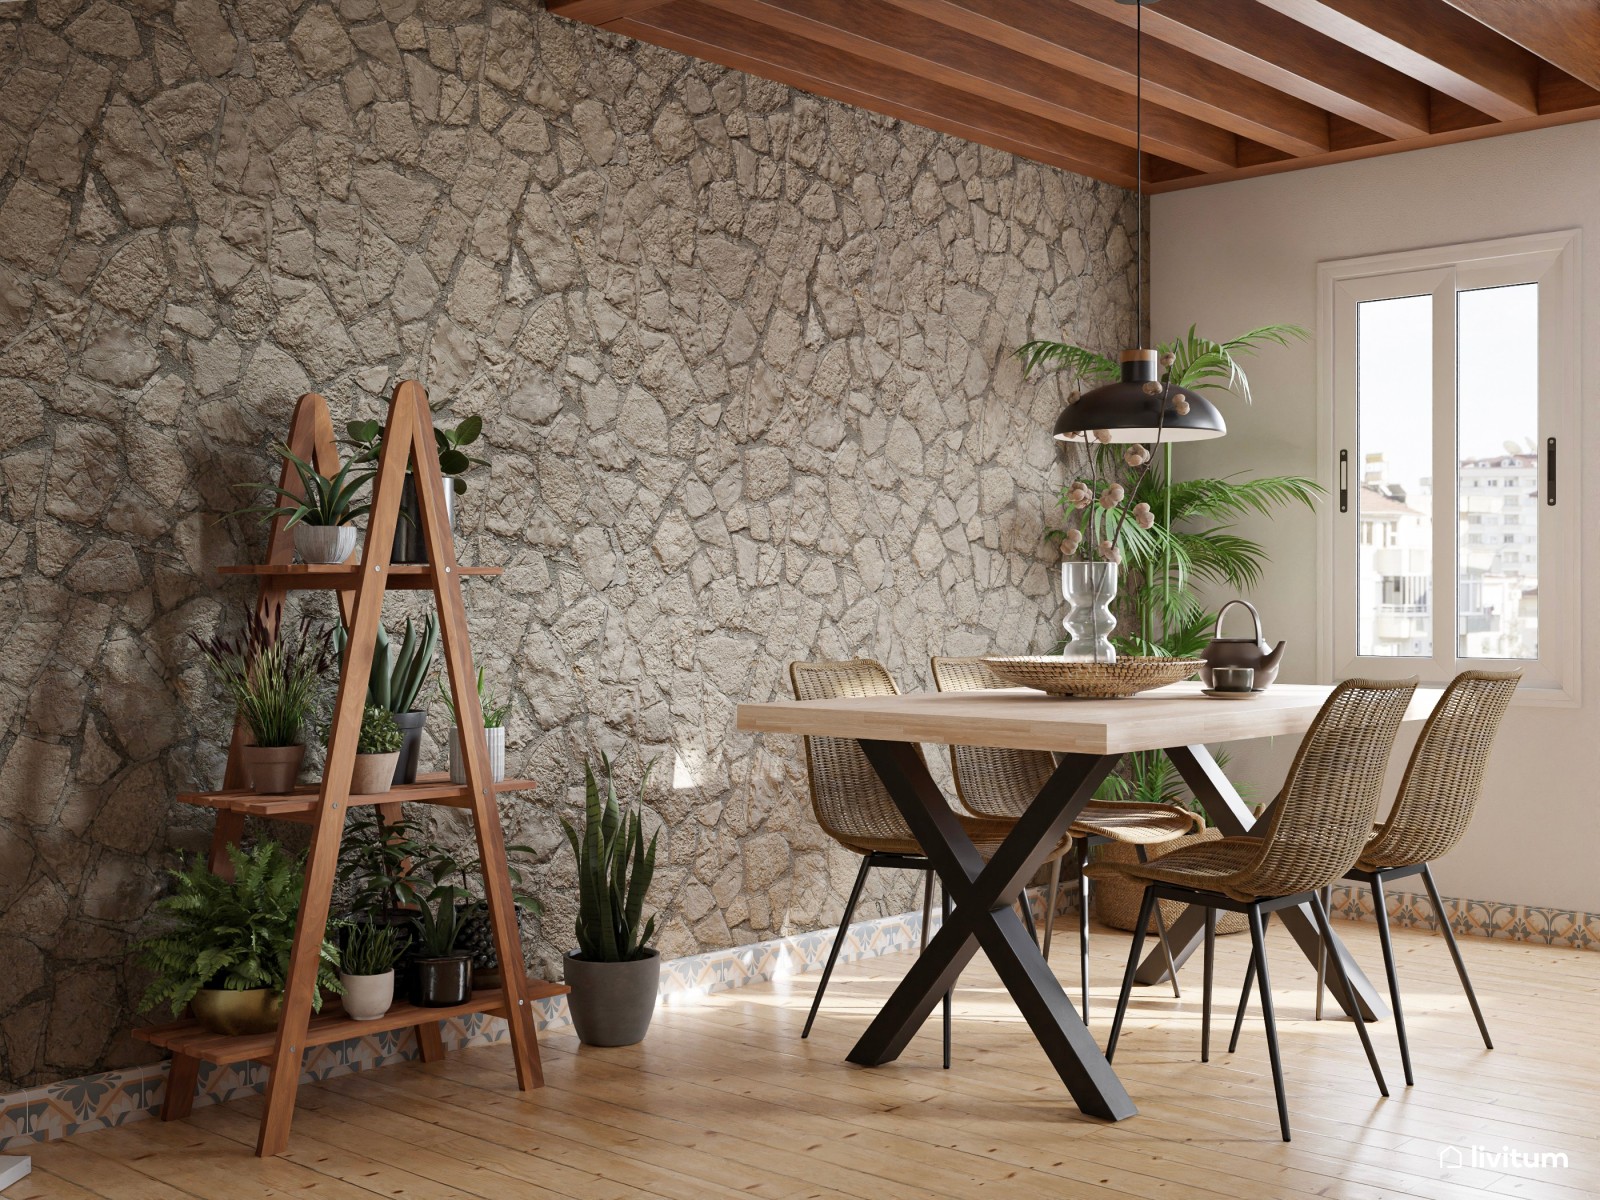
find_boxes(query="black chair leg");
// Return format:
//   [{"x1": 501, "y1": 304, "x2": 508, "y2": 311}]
[
  {"x1": 1228, "y1": 910, "x2": 1268, "y2": 1054},
  {"x1": 1106, "y1": 886, "x2": 1156, "y2": 1063},
  {"x1": 1201, "y1": 905, "x2": 1216, "y2": 1062},
  {"x1": 920, "y1": 869, "x2": 935, "y2": 953},
  {"x1": 1136, "y1": 845, "x2": 1181, "y2": 999},
  {"x1": 941, "y1": 886, "x2": 952, "y2": 1070},
  {"x1": 1041, "y1": 856, "x2": 1062, "y2": 962},
  {"x1": 1371, "y1": 875, "x2": 1414, "y2": 1086},
  {"x1": 1314, "y1": 883, "x2": 1332, "y2": 1021},
  {"x1": 804, "y1": 855, "x2": 871, "y2": 1039},
  {"x1": 1246, "y1": 904, "x2": 1292, "y2": 1142},
  {"x1": 1020, "y1": 889, "x2": 1039, "y2": 945},
  {"x1": 1077, "y1": 840, "x2": 1092, "y2": 1022},
  {"x1": 1312, "y1": 892, "x2": 1388, "y2": 1100},
  {"x1": 1421, "y1": 862, "x2": 1493, "y2": 1050}
]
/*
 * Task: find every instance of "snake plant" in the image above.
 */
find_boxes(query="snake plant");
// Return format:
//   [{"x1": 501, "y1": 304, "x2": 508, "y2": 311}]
[
  {"x1": 334, "y1": 614, "x2": 438, "y2": 714},
  {"x1": 561, "y1": 757, "x2": 658, "y2": 963}
]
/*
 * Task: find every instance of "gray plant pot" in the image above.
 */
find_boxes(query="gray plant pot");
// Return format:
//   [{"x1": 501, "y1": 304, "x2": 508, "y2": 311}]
[
  {"x1": 390, "y1": 711, "x2": 427, "y2": 784},
  {"x1": 564, "y1": 949, "x2": 661, "y2": 1047},
  {"x1": 293, "y1": 523, "x2": 357, "y2": 564}
]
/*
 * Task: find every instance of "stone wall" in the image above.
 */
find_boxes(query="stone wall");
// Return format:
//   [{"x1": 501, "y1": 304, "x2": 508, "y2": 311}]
[{"x1": 0, "y1": 0, "x2": 1140, "y2": 1090}]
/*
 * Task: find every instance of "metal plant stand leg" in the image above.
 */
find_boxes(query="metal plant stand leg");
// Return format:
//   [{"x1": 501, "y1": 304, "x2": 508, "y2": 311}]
[
  {"x1": 1041, "y1": 857, "x2": 1062, "y2": 962},
  {"x1": 849, "y1": 740, "x2": 1135, "y2": 1122},
  {"x1": 1421, "y1": 863, "x2": 1493, "y2": 1049},
  {"x1": 804, "y1": 856, "x2": 871, "y2": 1039},
  {"x1": 1371, "y1": 875, "x2": 1414, "y2": 1086},
  {"x1": 1246, "y1": 904, "x2": 1291, "y2": 1143},
  {"x1": 1077, "y1": 839, "x2": 1092, "y2": 1021},
  {"x1": 1140, "y1": 746, "x2": 1387, "y2": 1023},
  {"x1": 1312, "y1": 893, "x2": 1388, "y2": 1099}
]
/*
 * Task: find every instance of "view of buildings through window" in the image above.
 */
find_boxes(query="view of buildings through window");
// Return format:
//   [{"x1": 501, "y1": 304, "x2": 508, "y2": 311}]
[{"x1": 1355, "y1": 284, "x2": 1539, "y2": 660}]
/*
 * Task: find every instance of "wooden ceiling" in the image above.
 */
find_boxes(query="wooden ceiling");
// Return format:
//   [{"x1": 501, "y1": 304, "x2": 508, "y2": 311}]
[{"x1": 547, "y1": 0, "x2": 1600, "y2": 192}]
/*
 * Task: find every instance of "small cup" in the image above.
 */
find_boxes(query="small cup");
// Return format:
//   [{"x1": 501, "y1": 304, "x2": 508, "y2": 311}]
[{"x1": 1212, "y1": 666, "x2": 1255, "y2": 692}]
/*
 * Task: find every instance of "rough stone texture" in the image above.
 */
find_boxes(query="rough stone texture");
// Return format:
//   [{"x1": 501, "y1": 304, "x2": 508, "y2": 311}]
[{"x1": 0, "y1": 0, "x2": 1139, "y2": 1091}]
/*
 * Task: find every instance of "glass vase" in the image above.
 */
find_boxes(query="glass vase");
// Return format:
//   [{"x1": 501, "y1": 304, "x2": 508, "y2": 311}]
[{"x1": 1062, "y1": 560, "x2": 1118, "y2": 663}]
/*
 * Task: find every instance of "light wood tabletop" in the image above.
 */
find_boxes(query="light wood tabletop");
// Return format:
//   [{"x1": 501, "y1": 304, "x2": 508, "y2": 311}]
[{"x1": 736, "y1": 681, "x2": 1444, "y2": 756}]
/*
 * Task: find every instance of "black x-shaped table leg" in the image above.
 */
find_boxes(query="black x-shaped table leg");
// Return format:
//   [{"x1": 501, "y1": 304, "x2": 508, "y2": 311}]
[
  {"x1": 846, "y1": 740, "x2": 1136, "y2": 1122},
  {"x1": 1129, "y1": 744, "x2": 1388, "y2": 1022}
]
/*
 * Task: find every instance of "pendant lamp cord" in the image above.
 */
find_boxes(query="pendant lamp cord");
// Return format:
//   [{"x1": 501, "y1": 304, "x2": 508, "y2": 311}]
[{"x1": 1135, "y1": 0, "x2": 1144, "y2": 347}]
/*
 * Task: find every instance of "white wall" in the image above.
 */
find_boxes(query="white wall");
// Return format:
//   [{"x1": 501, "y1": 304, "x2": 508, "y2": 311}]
[{"x1": 1152, "y1": 123, "x2": 1600, "y2": 913}]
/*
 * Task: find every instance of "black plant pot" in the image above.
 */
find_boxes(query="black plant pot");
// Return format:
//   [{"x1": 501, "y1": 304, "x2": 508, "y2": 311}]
[
  {"x1": 414, "y1": 955, "x2": 472, "y2": 1007},
  {"x1": 392, "y1": 475, "x2": 455, "y2": 564},
  {"x1": 390, "y1": 711, "x2": 427, "y2": 785}
]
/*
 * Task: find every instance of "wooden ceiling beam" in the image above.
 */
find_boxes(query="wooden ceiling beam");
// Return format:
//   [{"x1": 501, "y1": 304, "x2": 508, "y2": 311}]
[
  {"x1": 1068, "y1": 0, "x2": 1430, "y2": 140},
  {"x1": 694, "y1": 0, "x2": 1237, "y2": 172},
  {"x1": 886, "y1": 0, "x2": 1330, "y2": 157},
  {"x1": 611, "y1": 0, "x2": 1163, "y2": 189},
  {"x1": 1437, "y1": 0, "x2": 1600, "y2": 92},
  {"x1": 1254, "y1": 0, "x2": 1540, "y2": 120},
  {"x1": 545, "y1": 0, "x2": 676, "y2": 23}
]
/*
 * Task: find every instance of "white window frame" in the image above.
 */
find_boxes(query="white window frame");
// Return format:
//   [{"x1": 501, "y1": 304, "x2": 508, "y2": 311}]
[{"x1": 1316, "y1": 231, "x2": 1581, "y2": 705}]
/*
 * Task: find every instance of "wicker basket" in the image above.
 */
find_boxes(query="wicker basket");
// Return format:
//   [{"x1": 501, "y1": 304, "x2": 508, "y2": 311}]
[
  {"x1": 1093, "y1": 826, "x2": 1249, "y2": 935},
  {"x1": 981, "y1": 656, "x2": 1205, "y2": 698}
]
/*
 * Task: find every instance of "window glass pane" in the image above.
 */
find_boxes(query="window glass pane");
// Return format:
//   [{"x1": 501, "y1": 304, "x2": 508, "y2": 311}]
[
  {"x1": 1356, "y1": 295, "x2": 1433, "y2": 657},
  {"x1": 1457, "y1": 283, "x2": 1538, "y2": 659}
]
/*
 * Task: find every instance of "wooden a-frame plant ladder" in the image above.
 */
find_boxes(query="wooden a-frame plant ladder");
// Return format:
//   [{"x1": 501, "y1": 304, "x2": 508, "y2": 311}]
[{"x1": 135, "y1": 382, "x2": 565, "y2": 1156}]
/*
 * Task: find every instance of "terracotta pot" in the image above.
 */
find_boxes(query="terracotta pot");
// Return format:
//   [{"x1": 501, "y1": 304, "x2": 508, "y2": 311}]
[
  {"x1": 241, "y1": 744, "x2": 305, "y2": 795},
  {"x1": 293, "y1": 524, "x2": 358, "y2": 564},
  {"x1": 338, "y1": 970, "x2": 395, "y2": 1021},
  {"x1": 564, "y1": 949, "x2": 661, "y2": 1047},
  {"x1": 391, "y1": 711, "x2": 427, "y2": 784},
  {"x1": 414, "y1": 955, "x2": 471, "y2": 1007},
  {"x1": 1093, "y1": 826, "x2": 1250, "y2": 936},
  {"x1": 191, "y1": 987, "x2": 282, "y2": 1035},
  {"x1": 448, "y1": 726, "x2": 505, "y2": 784},
  {"x1": 350, "y1": 751, "x2": 400, "y2": 795}
]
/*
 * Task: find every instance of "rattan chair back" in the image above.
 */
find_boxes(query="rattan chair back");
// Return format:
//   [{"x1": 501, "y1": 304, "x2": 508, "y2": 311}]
[
  {"x1": 1359, "y1": 670, "x2": 1520, "y2": 871},
  {"x1": 929, "y1": 656, "x2": 1055, "y2": 819},
  {"x1": 1226, "y1": 677, "x2": 1417, "y2": 900},
  {"x1": 789, "y1": 659, "x2": 917, "y2": 848}
]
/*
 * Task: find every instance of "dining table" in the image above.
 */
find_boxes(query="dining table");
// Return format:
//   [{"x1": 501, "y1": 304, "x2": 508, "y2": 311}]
[{"x1": 736, "y1": 679, "x2": 1443, "y2": 1123}]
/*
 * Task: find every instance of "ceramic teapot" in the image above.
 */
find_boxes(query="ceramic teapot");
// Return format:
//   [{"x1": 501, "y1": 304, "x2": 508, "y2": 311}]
[{"x1": 1200, "y1": 600, "x2": 1286, "y2": 690}]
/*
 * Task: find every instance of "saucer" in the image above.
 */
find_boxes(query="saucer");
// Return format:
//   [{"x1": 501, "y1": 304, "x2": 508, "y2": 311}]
[{"x1": 1201, "y1": 688, "x2": 1265, "y2": 700}]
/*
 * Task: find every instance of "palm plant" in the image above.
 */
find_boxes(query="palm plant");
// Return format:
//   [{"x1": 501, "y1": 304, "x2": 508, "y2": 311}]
[
  {"x1": 1020, "y1": 324, "x2": 1320, "y2": 811},
  {"x1": 561, "y1": 756, "x2": 658, "y2": 963}
]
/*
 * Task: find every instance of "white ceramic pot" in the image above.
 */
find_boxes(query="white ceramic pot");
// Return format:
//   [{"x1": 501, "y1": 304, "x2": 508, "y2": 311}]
[
  {"x1": 294, "y1": 524, "x2": 357, "y2": 564},
  {"x1": 448, "y1": 726, "x2": 505, "y2": 784},
  {"x1": 338, "y1": 970, "x2": 395, "y2": 1021}
]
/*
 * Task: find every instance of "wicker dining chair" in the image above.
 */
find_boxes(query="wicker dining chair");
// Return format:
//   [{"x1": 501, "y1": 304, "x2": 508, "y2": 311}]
[
  {"x1": 1302, "y1": 669, "x2": 1520, "y2": 1086},
  {"x1": 929, "y1": 656, "x2": 1201, "y2": 1022},
  {"x1": 790, "y1": 659, "x2": 1073, "y2": 1067},
  {"x1": 1090, "y1": 677, "x2": 1418, "y2": 1142}
]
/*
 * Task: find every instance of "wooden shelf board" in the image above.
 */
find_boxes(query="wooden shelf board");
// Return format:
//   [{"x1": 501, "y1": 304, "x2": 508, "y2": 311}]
[
  {"x1": 177, "y1": 773, "x2": 536, "y2": 819},
  {"x1": 217, "y1": 563, "x2": 500, "y2": 590},
  {"x1": 133, "y1": 979, "x2": 569, "y2": 1066}
]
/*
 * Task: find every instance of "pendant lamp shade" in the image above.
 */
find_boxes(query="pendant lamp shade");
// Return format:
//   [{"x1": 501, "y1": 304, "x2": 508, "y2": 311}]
[{"x1": 1053, "y1": 350, "x2": 1225, "y2": 444}]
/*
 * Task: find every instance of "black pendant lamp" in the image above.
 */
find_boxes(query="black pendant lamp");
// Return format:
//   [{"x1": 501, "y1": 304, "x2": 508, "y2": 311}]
[{"x1": 1053, "y1": 0, "x2": 1226, "y2": 446}]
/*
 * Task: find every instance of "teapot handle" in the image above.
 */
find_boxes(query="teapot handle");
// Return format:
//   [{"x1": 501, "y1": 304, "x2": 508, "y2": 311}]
[{"x1": 1214, "y1": 599, "x2": 1264, "y2": 642}]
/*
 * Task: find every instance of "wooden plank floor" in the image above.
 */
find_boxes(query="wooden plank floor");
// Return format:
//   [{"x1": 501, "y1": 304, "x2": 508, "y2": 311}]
[{"x1": 14, "y1": 918, "x2": 1598, "y2": 1199}]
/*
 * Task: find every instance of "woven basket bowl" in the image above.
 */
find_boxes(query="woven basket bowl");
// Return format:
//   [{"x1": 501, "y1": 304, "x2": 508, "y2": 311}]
[{"x1": 980, "y1": 656, "x2": 1205, "y2": 698}]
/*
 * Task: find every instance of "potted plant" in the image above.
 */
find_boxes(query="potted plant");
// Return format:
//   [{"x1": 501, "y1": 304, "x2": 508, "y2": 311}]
[
  {"x1": 233, "y1": 443, "x2": 374, "y2": 564},
  {"x1": 137, "y1": 842, "x2": 341, "y2": 1035},
  {"x1": 346, "y1": 407, "x2": 485, "y2": 564},
  {"x1": 411, "y1": 887, "x2": 471, "y2": 1007},
  {"x1": 192, "y1": 614, "x2": 332, "y2": 794},
  {"x1": 334, "y1": 615, "x2": 438, "y2": 785},
  {"x1": 561, "y1": 757, "x2": 660, "y2": 1047},
  {"x1": 440, "y1": 669, "x2": 510, "y2": 785},
  {"x1": 338, "y1": 920, "x2": 403, "y2": 1021},
  {"x1": 349, "y1": 704, "x2": 403, "y2": 795}
]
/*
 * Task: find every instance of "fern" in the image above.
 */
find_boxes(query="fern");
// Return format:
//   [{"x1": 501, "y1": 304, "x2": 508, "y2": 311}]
[{"x1": 136, "y1": 842, "x2": 341, "y2": 1016}]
